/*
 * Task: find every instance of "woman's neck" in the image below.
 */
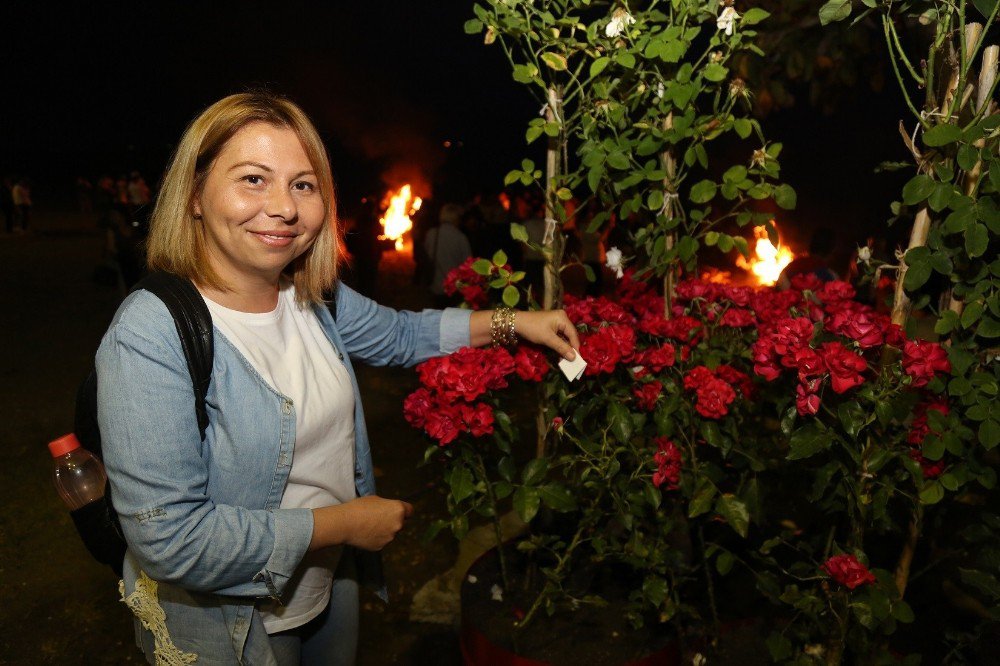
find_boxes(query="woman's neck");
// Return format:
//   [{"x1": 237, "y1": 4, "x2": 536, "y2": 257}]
[{"x1": 198, "y1": 277, "x2": 281, "y2": 313}]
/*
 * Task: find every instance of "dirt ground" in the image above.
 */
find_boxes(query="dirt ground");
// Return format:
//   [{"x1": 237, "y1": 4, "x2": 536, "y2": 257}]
[{"x1": 0, "y1": 207, "x2": 462, "y2": 664}]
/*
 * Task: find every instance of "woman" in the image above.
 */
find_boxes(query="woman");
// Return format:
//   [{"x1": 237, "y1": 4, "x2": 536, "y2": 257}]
[{"x1": 97, "y1": 92, "x2": 579, "y2": 665}]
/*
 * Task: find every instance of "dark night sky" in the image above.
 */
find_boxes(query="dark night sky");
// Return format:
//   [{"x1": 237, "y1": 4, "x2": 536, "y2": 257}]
[{"x1": 2, "y1": 1, "x2": 911, "y2": 247}]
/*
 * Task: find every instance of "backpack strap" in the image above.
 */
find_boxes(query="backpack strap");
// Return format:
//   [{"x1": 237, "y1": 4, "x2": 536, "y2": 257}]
[{"x1": 132, "y1": 273, "x2": 214, "y2": 440}]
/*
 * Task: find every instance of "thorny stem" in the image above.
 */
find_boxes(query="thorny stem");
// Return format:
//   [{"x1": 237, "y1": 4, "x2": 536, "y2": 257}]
[
  {"x1": 517, "y1": 517, "x2": 589, "y2": 630},
  {"x1": 473, "y1": 450, "x2": 510, "y2": 590},
  {"x1": 893, "y1": 505, "x2": 923, "y2": 598},
  {"x1": 698, "y1": 526, "x2": 721, "y2": 640},
  {"x1": 883, "y1": 15, "x2": 927, "y2": 124},
  {"x1": 887, "y1": 18, "x2": 925, "y2": 86}
]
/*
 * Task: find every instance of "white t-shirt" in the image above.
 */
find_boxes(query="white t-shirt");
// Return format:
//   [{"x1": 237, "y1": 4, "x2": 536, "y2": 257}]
[{"x1": 202, "y1": 282, "x2": 357, "y2": 633}]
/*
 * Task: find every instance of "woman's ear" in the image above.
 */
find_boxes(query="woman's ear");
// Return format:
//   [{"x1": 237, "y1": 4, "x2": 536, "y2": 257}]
[{"x1": 192, "y1": 197, "x2": 203, "y2": 220}]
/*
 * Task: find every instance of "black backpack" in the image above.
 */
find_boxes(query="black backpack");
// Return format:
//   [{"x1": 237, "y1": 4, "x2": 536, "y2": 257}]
[{"x1": 72, "y1": 272, "x2": 214, "y2": 577}]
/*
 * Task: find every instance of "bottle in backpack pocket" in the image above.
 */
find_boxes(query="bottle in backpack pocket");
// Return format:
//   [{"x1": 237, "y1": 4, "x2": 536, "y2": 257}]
[
  {"x1": 49, "y1": 433, "x2": 107, "y2": 509},
  {"x1": 49, "y1": 433, "x2": 127, "y2": 575}
]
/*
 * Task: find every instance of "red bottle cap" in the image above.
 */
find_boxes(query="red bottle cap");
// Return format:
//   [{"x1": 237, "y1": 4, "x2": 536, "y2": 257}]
[{"x1": 48, "y1": 433, "x2": 82, "y2": 458}]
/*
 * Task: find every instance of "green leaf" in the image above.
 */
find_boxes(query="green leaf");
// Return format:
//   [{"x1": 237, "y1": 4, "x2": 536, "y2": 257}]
[
  {"x1": 540, "y1": 52, "x2": 568, "y2": 71},
  {"x1": 742, "y1": 8, "x2": 771, "y2": 25},
  {"x1": 703, "y1": 63, "x2": 727, "y2": 82},
  {"x1": 590, "y1": 56, "x2": 610, "y2": 78},
  {"x1": 510, "y1": 223, "x2": 528, "y2": 243},
  {"x1": 734, "y1": 118, "x2": 752, "y2": 139},
  {"x1": 677, "y1": 236, "x2": 699, "y2": 261},
  {"x1": 521, "y1": 458, "x2": 549, "y2": 486},
  {"x1": 647, "y1": 190, "x2": 664, "y2": 211},
  {"x1": 513, "y1": 486, "x2": 541, "y2": 522},
  {"x1": 498, "y1": 456, "x2": 516, "y2": 482},
  {"x1": 705, "y1": 231, "x2": 720, "y2": 246},
  {"x1": 958, "y1": 143, "x2": 980, "y2": 171},
  {"x1": 788, "y1": 423, "x2": 830, "y2": 460},
  {"x1": 766, "y1": 633, "x2": 793, "y2": 661},
  {"x1": 493, "y1": 249, "x2": 508, "y2": 266},
  {"x1": 973, "y1": 0, "x2": 1000, "y2": 20},
  {"x1": 966, "y1": 222, "x2": 989, "y2": 257},
  {"x1": 607, "y1": 151, "x2": 630, "y2": 170},
  {"x1": 819, "y1": 0, "x2": 852, "y2": 25},
  {"x1": 464, "y1": 19, "x2": 484, "y2": 35},
  {"x1": 538, "y1": 484, "x2": 577, "y2": 512},
  {"x1": 615, "y1": 52, "x2": 636, "y2": 69},
  {"x1": 923, "y1": 123, "x2": 963, "y2": 147},
  {"x1": 449, "y1": 466, "x2": 475, "y2": 504},
  {"x1": 774, "y1": 184, "x2": 797, "y2": 209},
  {"x1": 608, "y1": 402, "x2": 633, "y2": 442},
  {"x1": 928, "y1": 183, "x2": 955, "y2": 212},
  {"x1": 504, "y1": 170, "x2": 521, "y2": 187},
  {"x1": 718, "y1": 235, "x2": 735, "y2": 253},
  {"x1": 980, "y1": 419, "x2": 1000, "y2": 450},
  {"x1": 688, "y1": 478, "x2": 717, "y2": 518},
  {"x1": 690, "y1": 180, "x2": 717, "y2": 203},
  {"x1": 902, "y1": 175, "x2": 936, "y2": 205},
  {"x1": 920, "y1": 481, "x2": 945, "y2": 505},
  {"x1": 715, "y1": 494, "x2": 750, "y2": 537},
  {"x1": 838, "y1": 402, "x2": 867, "y2": 440},
  {"x1": 716, "y1": 550, "x2": 735, "y2": 575},
  {"x1": 472, "y1": 259, "x2": 493, "y2": 276},
  {"x1": 502, "y1": 285, "x2": 520, "y2": 307}
]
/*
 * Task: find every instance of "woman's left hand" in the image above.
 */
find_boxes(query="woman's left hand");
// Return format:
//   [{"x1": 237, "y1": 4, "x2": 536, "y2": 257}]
[{"x1": 513, "y1": 310, "x2": 580, "y2": 361}]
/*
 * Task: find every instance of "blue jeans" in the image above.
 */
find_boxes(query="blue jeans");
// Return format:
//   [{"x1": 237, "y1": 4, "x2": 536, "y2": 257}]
[{"x1": 269, "y1": 553, "x2": 360, "y2": 666}]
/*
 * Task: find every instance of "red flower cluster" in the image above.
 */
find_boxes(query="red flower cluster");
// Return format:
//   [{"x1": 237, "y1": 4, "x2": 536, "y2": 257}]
[
  {"x1": 821, "y1": 554, "x2": 877, "y2": 589},
  {"x1": 579, "y1": 324, "x2": 636, "y2": 375},
  {"x1": 442, "y1": 258, "x2": 489, "y2": 309},
  {"x1": 683, "y1": 366, "x2": 740, "y2": 419},
  {"x1": 564, "y1": 295, "x2": 636, "y2": 329},
  {"x1": 633, "y1": 380, "x2": 663, "y2": 411},
  {"x1": 902, "y1": 340, "x2": 951, "y2": 388},
  {"x1": 406, "y1": 345, "x2": 551, "y2": 445},
  {"x1": 652, "y1": 437, "x2": 682, "y2": 490},
  {"x1": 907, "y1": 399, "x2": 950, "y2": 478}
]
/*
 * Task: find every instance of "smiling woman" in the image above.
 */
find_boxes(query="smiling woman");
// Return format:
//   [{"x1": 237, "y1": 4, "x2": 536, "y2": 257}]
[{"x1": 96, "y1": 91, "x2": 579, "y2": 666}]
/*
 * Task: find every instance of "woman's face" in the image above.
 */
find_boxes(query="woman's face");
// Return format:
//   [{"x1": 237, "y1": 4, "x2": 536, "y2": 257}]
[{"x1": 194, "y1": 122, "x2": 326, "y2": 287}]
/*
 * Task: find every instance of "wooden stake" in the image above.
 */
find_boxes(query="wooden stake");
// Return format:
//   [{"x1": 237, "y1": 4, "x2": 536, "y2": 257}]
[
  {"x1": 890, "y1": 207, "x2": 932, "y2": 327},
  {"x1": 543, "y1": 86, "x2": 563, "y2": 312}
]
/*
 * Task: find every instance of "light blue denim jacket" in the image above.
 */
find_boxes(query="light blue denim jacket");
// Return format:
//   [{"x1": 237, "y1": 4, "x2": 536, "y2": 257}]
[{"x1": 97, "y1": 282, "x2": 470, "y2": 664}]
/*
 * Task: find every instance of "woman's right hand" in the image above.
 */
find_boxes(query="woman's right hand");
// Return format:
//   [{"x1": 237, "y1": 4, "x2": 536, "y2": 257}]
[{"x1": 310, "y1": 495, "x2": 414, "y2": 551}]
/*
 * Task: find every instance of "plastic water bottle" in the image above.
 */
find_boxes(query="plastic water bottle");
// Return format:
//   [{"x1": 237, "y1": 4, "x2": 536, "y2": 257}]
[{"x1": 48, "y1": 433, "x2": 107, "y2": 510}]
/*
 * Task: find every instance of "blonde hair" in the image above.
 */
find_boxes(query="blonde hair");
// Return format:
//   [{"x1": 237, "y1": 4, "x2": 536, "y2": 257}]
[{"x1": 146, "y1": 92, "x2": 340, "y2": 305}]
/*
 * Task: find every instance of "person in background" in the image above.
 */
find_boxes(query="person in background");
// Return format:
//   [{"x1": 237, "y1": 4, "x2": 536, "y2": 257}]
[
  {"x1": 1, "y1": 177, "x2": 14, "y2": 234},
  {"x1": 424, "y1": 202, "x2": 472, "y2": 308},
  {"x1": 96, "y1": 92, "x2": 580, "y2": 666},
  {"x1": 777, "y1": 226, "x2": 839, "y2": 289},
  {"x1": 12, "y1": 177, "x2": 32, "y2": 232}
]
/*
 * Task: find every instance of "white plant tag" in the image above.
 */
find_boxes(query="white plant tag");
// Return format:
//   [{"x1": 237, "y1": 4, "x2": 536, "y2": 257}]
[{"x1": 558, "y1": 351, "x2": 587, "y2": 381}]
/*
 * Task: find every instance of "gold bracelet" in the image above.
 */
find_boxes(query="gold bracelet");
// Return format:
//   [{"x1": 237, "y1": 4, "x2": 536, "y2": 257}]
[{"x1": 491, "y1": 307, "x2": 517, "y2": 348}]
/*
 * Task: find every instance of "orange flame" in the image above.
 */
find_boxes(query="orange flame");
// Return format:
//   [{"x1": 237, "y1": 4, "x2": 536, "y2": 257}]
[
  {"x1": 379, "y1": 185, "x2": 422, "y2": 251},
  {"x1": 736, "y1": 224, "x2": 795, "y2": 286}
]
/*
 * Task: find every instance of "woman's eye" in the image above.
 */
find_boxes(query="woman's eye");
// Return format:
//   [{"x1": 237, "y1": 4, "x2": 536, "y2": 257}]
[
  {"x1": 293, "y1": 181, "x2": 316, "y2": 192},
  {"x1": 243, "y1": 175, "x2": 265, "y2": 186}
]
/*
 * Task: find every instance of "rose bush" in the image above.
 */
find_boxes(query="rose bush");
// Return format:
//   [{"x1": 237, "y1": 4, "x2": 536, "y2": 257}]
[{"x1": 406, "y1": 260, "x2": 997, "y2": 661}]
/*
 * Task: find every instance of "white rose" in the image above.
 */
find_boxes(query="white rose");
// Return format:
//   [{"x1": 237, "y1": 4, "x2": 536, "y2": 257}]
[
  {"x1": 605, "y1": 8, "x2": 636, "y2": 38},
  {"x1": 716, "y1": 6, "x2": 740, "y2": 36},
  {"x1": 857, "y1": 246, "x2": 872, "y2": 264},
  {"x1": 605, "y1": 246, "x2": 625, "y2": 278}
]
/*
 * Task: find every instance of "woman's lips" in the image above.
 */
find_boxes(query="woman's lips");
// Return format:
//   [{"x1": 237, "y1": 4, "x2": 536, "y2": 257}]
[{"x1": 249, "y1": 230, "x2": 298, "y2": 247}]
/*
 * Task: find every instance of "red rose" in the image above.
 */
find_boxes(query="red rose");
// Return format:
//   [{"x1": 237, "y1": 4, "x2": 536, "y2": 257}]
[
  {"x1": 513, "y1": 345, "x2": 550, "y2": 382},
  {"x1": 720, "y1": 307, "x2": 756, "y2": 328},
  {"x1": 815, "y1": 280, "x2": 856, "y2": 309},
  {"x1": 580, "y1": 328, "x2": 621, "y2": 375},
  {"x1": 884, "y1": 323, "x2": 906, "y2": 347},
  {"x1": 721, "y1": 285, "x2": 753, "y2": 307},
  {"x1": 424, "y1": 404, "x2": 463, "y2": 446},
  {"x1": 790, "y1": 273, "x2": 824, "y2": 293},
  {"x1": 633, "y1": 381, "x2": 662, "y2": 411},
  {"x1": 605, "y1": 324, "x2": 637, "y2": 363},
  {"x1": 908, "y1": 449, "x2": 947, "y2": 478},
  {"x1": 772, "y1": 317, "x2": 815, "y2": 357},
  {"x1": 796, "y1": 381, "x2": 822, "y2": 416},
  {"x1": 751, "y1": 336, "x2": 783, "y2": 381},
  {"x1": 821, "y1": 554, "x2": 877, "y2": 589},
  {"x1": 636, "y1": 344, "x2": 676, "y2": 372},
  {"x1": 819, "y1": 341, "x2": 867, "y2": 394},
  {"x1": 902, "y1": 340, "x2": 951, "y2": 388},
  {"x1": 652, "y1": 437, "x2": 682, "y2": 490},
  {"x1": 461, "y1": 402, "x2": 495, "y2": 438},
  {"x1": 826, "y1": 305, "x2": 886, "y2": 348},
  {"x1": 676, "y1": 279, "x2": 719, "y2": 302},
  {"x1": 403, "y1": 388, "x2": 434, "y2": 428},
  {"x1": 460, "y1": 284, "x2": 488, "y2": 310},
  {"x1": 791, "y1": 347, "x2": 825, "y2": 380},
  {"x1": 693, "y1": 376, "x2": 737, "y2": 420},
  {"x1": 715, "y1": 364, "x2": 754, "y2": 398}
]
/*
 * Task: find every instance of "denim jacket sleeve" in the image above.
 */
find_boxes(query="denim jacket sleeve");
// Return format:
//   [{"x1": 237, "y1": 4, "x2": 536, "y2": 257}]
[
  {"x1": 333, "y1": 282, "x2": 471, "y2": 366},
  {"x1": 96, "y1": 292, "x2": 313, "y2": 598}
]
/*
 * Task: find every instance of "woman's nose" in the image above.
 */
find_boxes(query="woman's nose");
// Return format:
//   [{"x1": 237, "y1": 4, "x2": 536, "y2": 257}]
[{"x1": 265, "y1": 186, "x2": 296, "y2": 221}]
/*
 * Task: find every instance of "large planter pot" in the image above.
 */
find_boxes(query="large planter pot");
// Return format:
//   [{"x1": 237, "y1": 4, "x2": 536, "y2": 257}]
[{"x1": 459, "y1": 546, "x2": 681, "y2": 666}]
